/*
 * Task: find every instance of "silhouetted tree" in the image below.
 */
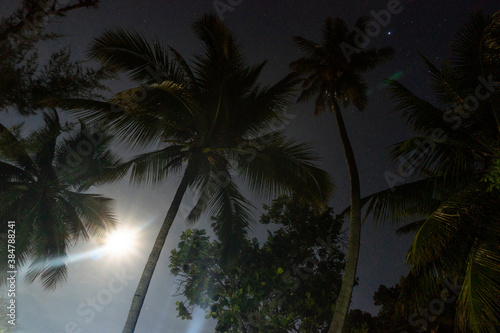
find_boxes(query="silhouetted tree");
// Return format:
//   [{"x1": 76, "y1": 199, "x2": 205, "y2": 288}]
[
  {"x1": 360, "y1": 11, "x2": 500, "y2": 332},
  {"x1": 0, "y1": 111, "x2": 120, "y2": 289},
  {"x1": 290, "y1": 16, "x2": 394, "y2": 332},
  {"x1": 55, "y1": 14, "x2": 334, "y2": 332},
  {"x1": 0, "y1": 0, "x2": 112, "y2": 115}
]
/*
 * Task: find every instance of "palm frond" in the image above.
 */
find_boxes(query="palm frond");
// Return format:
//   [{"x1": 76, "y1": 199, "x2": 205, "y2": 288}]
[
  {"x1": 56, "y1": 194, "x2": 90, "y2": 242},
  {"x1": 345, "y1": 178, "x2": 442, "y2": 224},
  {"x1": 43, "y1": 98, "x2": 123, "y2": 123},
  {"x1": 450, "y1": 10, "x2": 489, "y2": 82},
  {"x1": 209, "y1": 175, "x2": 254, "y2": 264},
  {"x1": 236, "y1": 132, "x2": 334, "y2": 212},
  {"x1": 395, "y1": 220, "x2": 425, "y2": 235},
  {"x1": 31, "y1": 111, "x2": 61, "y2": 179},
  {"x1": 292, "y1": 36, "x2": 321, "y2": 57},
  {"x1": 184, "y1": 151, "x2": 253, "y2": 262},
  {"x1": 457, "y1": 235, "x2": 500, "y2": 332},
  {"x1": 59, "y1": 191, "x2": 117, "y2": 241},
  {"x1": 387, "y1": 80, "x2": 452, "y2": 135},
  {"x1": 168, "y1": 46, "x2": 200, "y2": 94},
  {"x1": 88, "y1": 28, "x2": 184, "y2": 84},
  {"x1": 324, "y1": 16, "x2": 349, "y2": 47},
  {"x1": 108, "y1": 82, "x2": 198, "y2": 148},
  {"x1": 0, "y1": 123, "x2": 36, "y2": 173},
  {"x1": 389, "y1": 136, "x2": 481, "y2": 182},
  {"x1": 350, "y1": 47, "x2": 394, "y2": 72},
  {"x1": 235, "y1": 72, "x2": 299, "y2": 137},
  {"x1": 0, "y1": 161, "x2": 32, "y2": 185},
  {"x1": 25, "y1": 254, "x2": 68, "y2": 290},
  {"x1": 127, "y1": 145, "x2": 187, "y2": 187},
  {"x1": 50, "y1": 81, "x2": 198, "y2": 149}
]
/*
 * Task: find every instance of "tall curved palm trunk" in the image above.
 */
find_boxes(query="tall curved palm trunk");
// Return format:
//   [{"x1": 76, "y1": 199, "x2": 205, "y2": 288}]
[
  {"x1": 328, "y1": 100, "x2": 361, "y2": 333},
  {"x1": 122, "y1": 171, "x2": 192, "y2": 333},
  {"x1": 290, "y1": 17, "x2": 393, "y2": 332}
]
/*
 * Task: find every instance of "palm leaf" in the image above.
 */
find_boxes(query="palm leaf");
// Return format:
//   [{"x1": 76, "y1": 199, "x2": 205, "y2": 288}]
[
  {"x1": 59, "y1": 191, "x2": 117, "y2": 241},
  {"x1": 0, "y1": 123, "x2": 36, "y2": 173},
  {"x1": 236, "y1": 132, "x2": 334, "y2": 212},
  {"x1": 457, "y1": 236, "x2": 500, "y2": 332},
  {"x1": 88, "y1": 28, "x2": 184, "y2": 84}
]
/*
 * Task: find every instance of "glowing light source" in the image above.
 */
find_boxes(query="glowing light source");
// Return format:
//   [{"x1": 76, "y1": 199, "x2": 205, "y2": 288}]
[{"x1": 105, "y1": 228, "x2": 137, "y2": 258}]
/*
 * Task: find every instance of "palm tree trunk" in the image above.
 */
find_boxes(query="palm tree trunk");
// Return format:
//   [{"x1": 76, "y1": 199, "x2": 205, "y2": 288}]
[
  {"x1": 328, "y1": 99, "x2": 362, "y2": 333},
  {"x1": 122, "y1": 170, "x2": 192, "y2": 333}
]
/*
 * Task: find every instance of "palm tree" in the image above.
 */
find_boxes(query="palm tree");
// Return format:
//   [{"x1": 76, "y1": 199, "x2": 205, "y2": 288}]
[
  {"x1": 54, "y1": 14, "x2": 335, "y2": 333},
  {"x1": 289, "y1": 17, "x2": 394, "y2": 332},
  {"x1": 0, "y1": 110, "x2": 119, "y2": 289},
  {"x1": 358, "y1": 11, "x2": 500, "y2": 332}
]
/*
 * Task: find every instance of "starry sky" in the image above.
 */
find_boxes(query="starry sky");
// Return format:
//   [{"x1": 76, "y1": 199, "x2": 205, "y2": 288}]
[{"x1": 1, "y1": 0, "x2": 499, "y2": 332}]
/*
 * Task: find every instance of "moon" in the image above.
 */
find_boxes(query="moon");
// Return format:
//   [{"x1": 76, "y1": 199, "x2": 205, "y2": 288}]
[{"x1": 105, "y1": 227, "x2": 138, "y2": 258}]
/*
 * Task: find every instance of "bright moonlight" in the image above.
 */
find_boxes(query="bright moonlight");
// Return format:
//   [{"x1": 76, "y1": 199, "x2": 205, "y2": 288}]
[{"x1": 105, "y1": 228, "x2": 137, "y2": 257}]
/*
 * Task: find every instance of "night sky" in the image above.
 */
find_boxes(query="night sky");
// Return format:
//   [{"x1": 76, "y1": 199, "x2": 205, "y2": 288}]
[{"x1": 1, "y1": 1, "x2": 499, "y2": 332}]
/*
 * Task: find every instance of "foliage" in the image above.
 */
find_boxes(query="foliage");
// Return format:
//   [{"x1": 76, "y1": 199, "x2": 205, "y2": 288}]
[
  {"x1": 289, "y1": 16, "x2": 394, "y2": 114},
  {"x1": 481, "y1": 148, "x2": 500, "y2": 191},
  {"x1": 346, "y1": 281, "x2": 457, "y2": 333},
  {"x1": 344, "y1": 310, "x2": 375, "y2": 333},
  {"x1": 360, "y1": 11, "x2": 500, "y2": 332},
  {"x1": 0, "y1": 0, "x2": 113, "y2": 115},
  {"x1": 170, "y1": 196, "x2": 345, "y2": 332},
  {"x1": 0, "y1": 111, "x2": 120, "y2": 289}
]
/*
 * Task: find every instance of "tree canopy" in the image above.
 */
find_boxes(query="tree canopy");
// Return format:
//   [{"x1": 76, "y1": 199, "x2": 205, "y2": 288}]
[
  {"x1": 0, "y1": 111, "x2": 120, "y2": 289},
  {"x1": 170, "y1": 196, "x2": 346, "y2": 332},
  {"x1": 358, "y1": 10, "x2": 500, "y2": 332},
  {"x1": 0, "y1": 0, "x2": 112, "y2": 115}
]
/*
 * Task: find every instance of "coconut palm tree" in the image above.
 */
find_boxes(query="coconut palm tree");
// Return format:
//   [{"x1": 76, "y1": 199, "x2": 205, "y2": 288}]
[
  {"x1": 53, "y1": 14, "x2": 335, "y2": 333},
  {"x1": 289, "y1": 16, "x2": 394, "y2": 332},
  {"x1": 357, "y1": 11, "x2": 500, "y2": 332},
  {"x1": 0, "y1": 110, "x2": 119, "y2": 289}
]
